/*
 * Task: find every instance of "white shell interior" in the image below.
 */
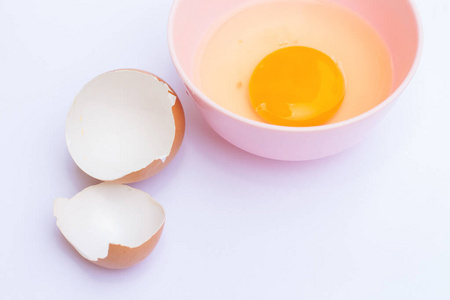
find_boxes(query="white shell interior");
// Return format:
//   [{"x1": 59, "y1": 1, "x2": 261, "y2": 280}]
[
  {"x1": 66, "y1": 70, "x2": 177, "y2": 181},
  {"x1": 53, "y1": 183, "x2": 165, "y2": 261}
]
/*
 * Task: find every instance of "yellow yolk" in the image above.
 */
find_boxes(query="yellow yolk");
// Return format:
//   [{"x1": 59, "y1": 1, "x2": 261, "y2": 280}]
[{"x1": 249, "y1": 46, "x2": 346, "y2": 127}]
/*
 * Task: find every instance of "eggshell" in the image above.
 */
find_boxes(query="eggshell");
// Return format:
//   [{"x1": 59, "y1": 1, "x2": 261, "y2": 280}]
[
  {"x1": 93, "y1": 229, "x2": 164, "y2": 269},
  {"x1": 54, "y1": 182, "x2": 165, "y2": 269},
  {"x1": 115, "y1": 93, "x2": 185, "y2": 184},
  {"x1": 66, "y1": 69, "x2": 185, "y2": 183}
]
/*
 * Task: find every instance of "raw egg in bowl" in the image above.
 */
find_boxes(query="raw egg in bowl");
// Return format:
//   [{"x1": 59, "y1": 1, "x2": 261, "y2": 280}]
[{"x1": 168, "y1": 0, "x2": 422, "y2": 161}]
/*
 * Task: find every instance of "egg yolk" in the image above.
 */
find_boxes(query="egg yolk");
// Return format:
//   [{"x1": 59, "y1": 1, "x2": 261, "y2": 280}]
[{"x1": 249, "y1": 46, "x2": 345, "y2": 127}]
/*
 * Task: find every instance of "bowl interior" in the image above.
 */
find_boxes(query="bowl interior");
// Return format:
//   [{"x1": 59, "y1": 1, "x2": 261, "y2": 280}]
[{"x1": 169, "y1": 0, "x2": 420, "y2": 125}]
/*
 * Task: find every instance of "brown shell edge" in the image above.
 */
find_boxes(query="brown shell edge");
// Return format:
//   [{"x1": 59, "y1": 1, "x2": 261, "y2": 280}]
[{"x1": 92, "y1": 222, "x2": 165, "y2": 269}]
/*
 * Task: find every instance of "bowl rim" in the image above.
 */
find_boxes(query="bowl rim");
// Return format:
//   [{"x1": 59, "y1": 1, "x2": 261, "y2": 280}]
[{"x1": 167, "y1": 0, "x2": 424, "y2": 133}]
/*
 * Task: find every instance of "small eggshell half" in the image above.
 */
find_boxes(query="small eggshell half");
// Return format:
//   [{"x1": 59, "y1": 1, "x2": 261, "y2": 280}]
[
  {"x1": 66, "y1": 69, "x2": 185, "y2": 183},
  {"x1": 53, "y1": 182, "x2": 165, "y2": 269}
]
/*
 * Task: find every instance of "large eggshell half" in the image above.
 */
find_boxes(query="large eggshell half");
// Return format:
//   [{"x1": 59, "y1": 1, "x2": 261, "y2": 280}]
[
  {"x1": 66, "y1": 69, "x2": 185, "y2": 183},
  {"x1": 54, "y1": 182, "x2": 165, "y2": 269}
]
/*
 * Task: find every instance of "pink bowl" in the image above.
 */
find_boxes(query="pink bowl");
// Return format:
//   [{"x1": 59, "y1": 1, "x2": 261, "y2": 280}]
[{"x1": 168, "y1": 0, "x2": 423, "y2": 161}]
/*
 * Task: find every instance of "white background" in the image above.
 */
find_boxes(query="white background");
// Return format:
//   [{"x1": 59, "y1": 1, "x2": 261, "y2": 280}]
[{"x1": 1, "y1": 0, "x2": 449, "y2": 299}]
